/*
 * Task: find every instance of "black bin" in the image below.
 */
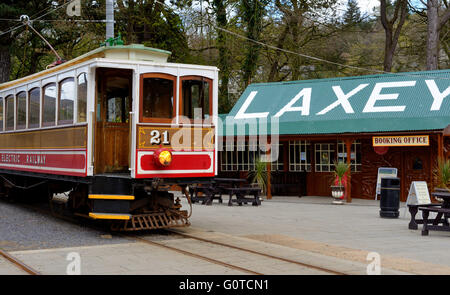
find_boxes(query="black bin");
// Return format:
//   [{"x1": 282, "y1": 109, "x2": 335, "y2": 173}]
[{"x1": 379, "y1": 177, "x2": 400, "y2": 218}]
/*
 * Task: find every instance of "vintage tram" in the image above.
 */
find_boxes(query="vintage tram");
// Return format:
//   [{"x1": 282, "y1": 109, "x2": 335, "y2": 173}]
[{"x1": 0, "y1": 44, "x2": 218, "y2": 230}]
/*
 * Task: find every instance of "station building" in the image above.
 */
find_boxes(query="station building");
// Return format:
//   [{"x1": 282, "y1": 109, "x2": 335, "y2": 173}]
[{"x1": 217, "y1": 70, "x2": 450, "y2": 202}]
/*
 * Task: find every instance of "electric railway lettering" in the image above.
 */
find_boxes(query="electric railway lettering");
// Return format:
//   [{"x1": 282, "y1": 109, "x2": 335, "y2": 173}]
[
  {"x1": 0, "y1": 154, "x2": 20, "y2": 164},
  {"x1": 0, "y1": 154, "x2": 47, "y2": 165},
  {"x1": 25, "y1": 155, "x2": 47, "y2": 165}
]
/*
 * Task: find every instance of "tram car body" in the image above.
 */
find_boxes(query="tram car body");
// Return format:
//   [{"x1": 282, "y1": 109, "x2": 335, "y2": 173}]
[{"x1": 0, "y1": 44, "x2": 218, "y2": 230}]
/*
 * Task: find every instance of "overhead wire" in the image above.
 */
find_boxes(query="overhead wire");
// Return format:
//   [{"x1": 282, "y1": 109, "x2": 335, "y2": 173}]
[
  {"x1": 0, "y1": 0, "x2": 76, "y2": 37},
  {"x1": 1, "y1": 0, "x2": 449, "y2": 81},
  {"x1": 154, "y1": 0, "x2": 450, "y2": 81}
]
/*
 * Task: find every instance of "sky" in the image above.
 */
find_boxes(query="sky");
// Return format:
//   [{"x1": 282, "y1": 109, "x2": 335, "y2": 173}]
[{"x1": 357, "y1": 0, "x2": 379, "y2": 15}]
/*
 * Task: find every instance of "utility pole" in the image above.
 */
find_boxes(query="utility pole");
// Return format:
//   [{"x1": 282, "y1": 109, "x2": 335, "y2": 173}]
[{"x1": 106, "y1": 0, "x2": 114, "y2": 40}]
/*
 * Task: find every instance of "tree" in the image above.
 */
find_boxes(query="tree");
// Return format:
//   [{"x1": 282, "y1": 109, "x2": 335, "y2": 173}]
[
  {"x1": 426, "y1": 0, "x2": 450, "y2": 69},
  {"x1": 0, "y1": 1, "x2": 55, "y2": 82},
  {"x1": 379, "y1": 0, "x2": 409, "y2": 72},
  {"x1": 212, "y1": 0, "x2": 233, "y2": 113},
  {"x1": 343, "y1": 0, "x2": 362, "y2": 25},
  {"x1": 240, "y1": 0, "x2": 267, "y2": 87}
]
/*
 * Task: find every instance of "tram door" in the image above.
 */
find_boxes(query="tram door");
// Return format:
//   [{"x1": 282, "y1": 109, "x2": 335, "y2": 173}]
[{"x1": 94, "y1": 68, "x2": 133, "y2": 174}]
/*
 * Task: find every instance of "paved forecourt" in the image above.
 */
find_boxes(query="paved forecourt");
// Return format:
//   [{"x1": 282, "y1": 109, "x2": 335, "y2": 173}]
[{"x1": 184, "y1": 194, "x2": 450, "y2": 274}]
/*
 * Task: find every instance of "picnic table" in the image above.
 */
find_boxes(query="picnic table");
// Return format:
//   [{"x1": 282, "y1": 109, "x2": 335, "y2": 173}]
[
  {"x1": 189, "y1": 178, "x2": 262, "y2": 206},
  {"x1": 189, "y1": 178, "x2": 247, "y2": 205},
  {"x1": 224, "y1": 187, "x2": 261, "y2": 206},
  {"x1": 418, "y1": 189, "x2": 450, "y2": 236}
]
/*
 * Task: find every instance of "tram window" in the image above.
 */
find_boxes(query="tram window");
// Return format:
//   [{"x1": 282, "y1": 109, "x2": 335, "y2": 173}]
[
  {"x1": 58, "y1": 78, "x2": 74, "y2": 125},
  {"x1": 105, "y1": 75, "x2": 130, "y2": 123},
  {"x1": 28, "y1": 88, "x2": 40, "y2": 128},
  {"x1": 141, "y1": 75, "x2": 175, "y2": 122},
  {"x1": 43, "y1": 83, "x2": 56, "y2": 126},
  {"x1": 0, "y1": 97, "x2": 3, "y2": 131},
  {"x1": 107, "y1": 97, "x2": 129, "y2": 123},
  {"x1": 5, "y1": 95, "x2": 14, "y2": 131},
  {"x1": 16, "y1": 91, "x2": 26, "y2": 130},
  {"x1": 77, "y1": 73, "x2": 87, "y2": 123},
  {"x1": 181, "y1": 77, "x2": 211, "y2": 120}
]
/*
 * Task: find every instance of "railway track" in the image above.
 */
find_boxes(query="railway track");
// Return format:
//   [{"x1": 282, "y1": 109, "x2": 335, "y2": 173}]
[
  {"x1": 0, "y1": 248, "x2": 40, "y2": 275},
  {"x1": 1, "y1": 199, "x2": 347, "y2": 275},
  {"x1": 165, "y1": 230, "x2": 347, "y2": 275},
  {"x1": 127, "y1": 232, "x2": 347, "y2": 275}
]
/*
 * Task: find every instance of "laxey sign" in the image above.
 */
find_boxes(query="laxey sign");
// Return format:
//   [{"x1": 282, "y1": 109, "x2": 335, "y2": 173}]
[{"x1": 226, "y1": 70, "x2": 450, "y2": 135}]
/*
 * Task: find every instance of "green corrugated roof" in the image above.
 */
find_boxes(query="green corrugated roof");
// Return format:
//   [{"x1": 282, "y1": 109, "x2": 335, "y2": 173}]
[{"x1": 220, "y1": 70, "x2": 450, "y2": 136}]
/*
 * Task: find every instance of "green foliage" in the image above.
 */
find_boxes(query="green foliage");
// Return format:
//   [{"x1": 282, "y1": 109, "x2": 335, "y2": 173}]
[
  {"x1": 435, "y1": 158, "x2": 450, "y2": 190},
  {"x1": 247, "y1": 157, "x2": 269, "y2": 195},
  {"x1": 333, "y1": 161, "x2": 350, "y2": 186}
]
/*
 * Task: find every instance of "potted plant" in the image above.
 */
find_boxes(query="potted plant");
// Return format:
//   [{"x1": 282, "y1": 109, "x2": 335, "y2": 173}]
[
  {"x1": 248, "y1": 157, "x2": 269, "y2": 197},
  {"x1": 331, "y1": 161, "x2": 350, "y2": 204}
]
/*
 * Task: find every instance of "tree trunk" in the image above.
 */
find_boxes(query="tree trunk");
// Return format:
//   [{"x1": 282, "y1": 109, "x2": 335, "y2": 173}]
[
  {"x1": 427, "y1": 0, "x2": 440, "y2": 70},
  {"x1": 384, "y1": 30, "x2": 394, "y2": 72},
  {"x1": 213, "y1": 0, "x2": 231, "y2": 113},
  {"x1": 0, "y1": 46, "x2": 10, "y2": 83},
  {"x1": 379, "y1": 0, "x2": 408, "y2": 72}
]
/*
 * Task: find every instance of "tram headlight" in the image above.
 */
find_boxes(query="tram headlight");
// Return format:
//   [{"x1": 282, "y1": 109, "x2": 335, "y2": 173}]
[
  {"x1": 154, "y1": 149, "x2": 172, "y2": 167},
  {"x1": 159, "y1": 150, "x2": 172, "y2": 166}
]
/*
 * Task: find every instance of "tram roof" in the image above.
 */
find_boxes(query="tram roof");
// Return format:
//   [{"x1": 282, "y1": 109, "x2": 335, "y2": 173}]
[
  {"x1": 0, "y1": 44, "x2": 172, "y2": 91},
  {"x1": 219, "y1": 69, "x2": 450, "y2": 136}
]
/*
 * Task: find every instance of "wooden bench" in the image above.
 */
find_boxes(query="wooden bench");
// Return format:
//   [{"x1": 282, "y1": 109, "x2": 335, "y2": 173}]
[
  {"x1": 407, "y1": 203, "x2": 442, "y2": 230},
  {"x1": 189, "y1": 182, "x2": 222, "y2": 205},
  {"x1": 419, "y1": 206, "x2": 450, "y2": 236},
  {"x1": 223, "y1": 187, "x2": 261, "y2": 206}
]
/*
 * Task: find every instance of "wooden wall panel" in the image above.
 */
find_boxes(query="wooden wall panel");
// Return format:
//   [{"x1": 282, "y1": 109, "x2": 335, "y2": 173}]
[
  {"x1": 445, "y1": 137, "x2": 450, "y2": 160},
  {"x1": 0, "y1": 126, "x2": 87, "y2": 149}
]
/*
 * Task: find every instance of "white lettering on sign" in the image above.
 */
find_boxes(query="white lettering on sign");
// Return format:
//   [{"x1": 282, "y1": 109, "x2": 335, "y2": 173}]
[
  {"x1": 317, "y1": 84, "x2": 369, "y2": 115},
  {"x1": 274, "y1": 88, "x2": 311, "y2": 117},
  {"x1": 426, "y1": 80, "x2": 450, "y2": 111},
  {"x1": 0, "y1": 153, "x2": 21, "y2": 164},
  {"x1": 234, "y1": 91, "x2": 269, "y2": 119},
  {"x1": 232, "y1": 79, "x2": 447, "y2": 120},
  {"x1": 363, "y1": 81, "x2": 416, "y2": 113}
]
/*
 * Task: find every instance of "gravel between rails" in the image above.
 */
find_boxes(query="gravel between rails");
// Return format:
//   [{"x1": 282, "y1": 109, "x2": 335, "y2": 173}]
[{"x1": 0, "y1": 199, "x2": 132, "y2": 252}]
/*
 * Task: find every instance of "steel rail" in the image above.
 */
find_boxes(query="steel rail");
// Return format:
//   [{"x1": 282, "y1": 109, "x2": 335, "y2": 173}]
[
  {"x1": 0, "y1": 248, "x2": 40, "y2": 275},
  {"x1": 1, "y1": 199, "x2": 344, "y2": 275},
  {"x1": 124, "y1": 234, "x2": 263, "y2": 275},
  {"x1": 167, "y1": 230, "x2": 347, "y2": 275}
]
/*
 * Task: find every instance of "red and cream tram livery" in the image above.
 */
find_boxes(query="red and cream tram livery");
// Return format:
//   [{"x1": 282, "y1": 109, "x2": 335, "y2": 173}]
[{"x1": 0, "y1": 44, "x2": 218, "y2": 230}]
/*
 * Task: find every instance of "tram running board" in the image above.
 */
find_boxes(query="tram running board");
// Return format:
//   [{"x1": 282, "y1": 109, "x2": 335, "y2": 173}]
[{"x1": 111, "y1": 211, "x2": 190, "y2": 231}]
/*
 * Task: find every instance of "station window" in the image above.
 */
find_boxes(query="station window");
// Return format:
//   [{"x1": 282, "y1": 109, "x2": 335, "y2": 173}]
[
  {"x1": 77, "y1": 73, "x2": 87, "y2": 123},
  {"x1": 289, "y1": 140, "x2": 311, "y2": 172},
  {"x1": 337, "y1": 140, "x2": 361, "y2": 172},
  {"x1": 0, "y1": 97, "x2": 3, "y2": 131},
  {"x1": 413, "y1": 157, "x2": 423, "y2": 170},
  {"x1": 58, "y1": 78, "x2": 74, "y2": 125},
  {"x1": 181, "y1": 76, "x2": 211, "y2": 120},
  {"x1": 5, "y1": 94, "x2": 14, "y2": 131},
  {"x1": 141, "y1": 74, "x2": 176, "y2": 122},
  {"x1": 16, "y1": 91, "x2": 26, "y2": 130},
  {"x1": 43, "y1": 83, "x2": 56, "y2": 126},
  {"x1": 315, "y1": 143, "x2": 335, "y2": 172},
  {"x1": 220, "y1": 142, "x2": 284, "y2": 172},
  {"x1": 28, "y1": 88, "x2": 40, "y2": 128}
]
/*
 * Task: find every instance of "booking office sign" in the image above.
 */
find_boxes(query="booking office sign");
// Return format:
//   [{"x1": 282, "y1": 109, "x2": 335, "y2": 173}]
[{"x1": 227, "y1": 71, "x2": 450, "y2": 151}]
